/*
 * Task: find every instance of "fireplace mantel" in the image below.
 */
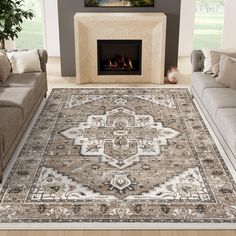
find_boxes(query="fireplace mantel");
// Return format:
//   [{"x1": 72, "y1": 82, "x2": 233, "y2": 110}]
[{"x1": 74, "y1": 13, "x2": 166, "y2": 84}]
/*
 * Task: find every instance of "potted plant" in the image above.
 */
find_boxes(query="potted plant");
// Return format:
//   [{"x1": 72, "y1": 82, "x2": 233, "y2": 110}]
[{"x1": 0, "y1": 0, "x2": 34, "y2": 50}]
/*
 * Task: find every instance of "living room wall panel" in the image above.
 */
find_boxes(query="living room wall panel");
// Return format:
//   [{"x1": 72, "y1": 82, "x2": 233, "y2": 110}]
[{"x1": 58, "y1": 0, "x2": 181, "y2": 77}]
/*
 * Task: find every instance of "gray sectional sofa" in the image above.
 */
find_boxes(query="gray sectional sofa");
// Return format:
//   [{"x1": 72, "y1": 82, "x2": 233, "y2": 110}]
[
  {"x1": 0, "y1": 50, "x2": 48, "y2": 183},
  {"x1": 191, "y1": 50, "x2": 236, "y2": 168}
]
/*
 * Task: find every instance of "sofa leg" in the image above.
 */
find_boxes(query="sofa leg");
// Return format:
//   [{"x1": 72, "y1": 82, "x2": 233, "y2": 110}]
[
  {"x1": 44, "y1": 93, "x2": 47, "y2": 98},
  {"x1": 0, "y1": 176, "x2": 2, "y2": 184}
]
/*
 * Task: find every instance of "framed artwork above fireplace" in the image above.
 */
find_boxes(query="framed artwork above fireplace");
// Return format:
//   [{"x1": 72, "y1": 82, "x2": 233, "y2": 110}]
[{"x1": 84, "y1": 0, "x2": 154, "y2": 7}]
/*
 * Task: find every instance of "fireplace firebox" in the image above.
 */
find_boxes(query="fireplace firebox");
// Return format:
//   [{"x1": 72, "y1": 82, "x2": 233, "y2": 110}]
[{"x1": 97, "y1": 40, "x2": 142, "y2": 76}]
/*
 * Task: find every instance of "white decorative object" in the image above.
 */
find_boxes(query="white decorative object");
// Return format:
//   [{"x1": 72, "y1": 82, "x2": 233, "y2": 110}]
[
  {"x1": 74, "y1": 13, "x2": 167, "y2": 84},
  {"x1": 167, "y1": 66, "x2": 180, "y2": 84},
  {"x1": 7, "y1": 49, "x2": 42, "y2": 73}
]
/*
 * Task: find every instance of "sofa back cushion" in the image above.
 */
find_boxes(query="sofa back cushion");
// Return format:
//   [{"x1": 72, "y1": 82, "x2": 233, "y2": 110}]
[
  {"x1": 202, "y1": 49, "x2": 236, "y2": 76},
  {"x1": 0, "y1": 52, "x2": 11, "y2": 82},
  {"x1": 218, "y1": 55, "x2": 236, "y2": 89},
  {"x1": 211, "y1": 51, "x2": 236, "y2": 77}
]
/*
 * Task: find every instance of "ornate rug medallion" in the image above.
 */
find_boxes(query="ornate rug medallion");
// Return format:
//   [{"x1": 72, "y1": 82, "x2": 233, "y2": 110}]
[{"x1": 0, "y1": 88, "x2": 236, "y2": 224}]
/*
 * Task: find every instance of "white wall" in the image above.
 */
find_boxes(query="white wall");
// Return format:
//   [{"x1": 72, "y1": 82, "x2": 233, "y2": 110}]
[
  {"x1": 222, "y1": 0, "x2": 236, "y2": 49},
  {"x1": 42, "y1": 0, "x2": 60, "y2": 57},
  {"x1": 178, "y1": 0, "x2": 196, "y2": 57},
  {"x1": 41, "y1": 0, "x2": 236, "y2": 58}
]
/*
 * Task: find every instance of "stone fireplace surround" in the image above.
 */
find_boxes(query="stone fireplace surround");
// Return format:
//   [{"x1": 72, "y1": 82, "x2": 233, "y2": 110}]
[{"x1": 74, "y1": 13, "x2": 166, "y2": 84}]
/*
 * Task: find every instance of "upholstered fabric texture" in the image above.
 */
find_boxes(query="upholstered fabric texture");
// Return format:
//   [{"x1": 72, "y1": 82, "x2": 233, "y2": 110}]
[
  {"x1": 0, "y1": 72, "x2": 47, "y2": 98},
  {"x1": 211, "y1": 51, "x2": 236, "y2": 77},
  {"x1": 191, "y1": 50, "x2": 236, "y2": 163},
  {"x1": 202, "y1": 48, "x2": 213, "y2": 74},
  {"x1": 0, "y1": 49, "x2": 48, "y2": 184},
  {"x1": 0, "y1": 107, "x2": 23, "y2": 153},
  {"x1": 218, "y1": 55, "x2": 236, "y2": 89},
  {"x1": 0, "y1": 52, "x2": 11, "y2": 82},
  {"x1": 203, "y1": 88, "x2": 236, "y2": 118},
  {"x1": 191, "y1": 50, "x2": 205, "y2": 72},
  {"x1": 191, "y1": 72, "x2": 226, "y2": 98},
  {"x1": 0, "y1": 87, "x2": 35, "y2": 117},
  {"x1": 216, "y1": 108, "x2": 236, "y2": 155},
  {"x1": 202, "y1": 49, "x2": 236, "y2": 76},
  {"x1": 7, "y1": 50, "x2": 42, "y2": 74}
]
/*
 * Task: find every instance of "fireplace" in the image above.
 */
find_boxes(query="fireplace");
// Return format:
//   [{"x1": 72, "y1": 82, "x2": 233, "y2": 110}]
[
  {"x1": 75, "y1": 13, "x2": 167, "y2": 84},
  {"x1": 97, "y1": 40, "x2": 142, "y2": 76}
]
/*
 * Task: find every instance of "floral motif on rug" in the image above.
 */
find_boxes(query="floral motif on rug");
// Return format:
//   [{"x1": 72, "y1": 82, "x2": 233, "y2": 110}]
[{"x1": 0, "y1": 88, "x2": 236, "y2": 223}]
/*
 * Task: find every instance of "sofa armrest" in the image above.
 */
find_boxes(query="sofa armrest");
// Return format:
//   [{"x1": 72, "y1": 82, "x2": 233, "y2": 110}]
[
  {"x1": 38, "y1": 50, "x2": 48, "y2": 73},
  {"x1": 191, "y1": 50, "x2": 205, "y2": 72}
]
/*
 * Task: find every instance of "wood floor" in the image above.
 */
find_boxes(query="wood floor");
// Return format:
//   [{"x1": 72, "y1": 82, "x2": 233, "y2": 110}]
[{"x1": 0, "y1": 231, "x2": 236, "y2": 236}]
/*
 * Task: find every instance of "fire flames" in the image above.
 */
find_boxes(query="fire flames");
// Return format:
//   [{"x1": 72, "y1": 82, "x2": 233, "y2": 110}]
[{"x1": 104, "y1": 55, "x2": 135, "y2": 71}]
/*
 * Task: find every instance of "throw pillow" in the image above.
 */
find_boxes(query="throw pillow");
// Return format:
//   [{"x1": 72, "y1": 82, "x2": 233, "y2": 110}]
[
  {"x1": 217, "y1": 55, "x2": 236, "y2": 89},
  {"x1": 0, "y1": 51, "x2": 11, "y2": 82},
  {"x1": 202, "y1": 48, "x2": 213, "y2": 74},
  {"x1": 211, "y1": 51, "x2": 236, "y2": 77},
  {"x1": 202, "y1": 49, "x2": 236, "y2": 76},
  {"x1": 7, "y1": 49, "x2": 42, "y2": 73}
]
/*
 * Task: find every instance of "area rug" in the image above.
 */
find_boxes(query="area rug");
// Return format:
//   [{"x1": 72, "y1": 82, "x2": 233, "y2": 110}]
[{"x1": 0, "y1": 88, "x2": 236, "y2": 227}]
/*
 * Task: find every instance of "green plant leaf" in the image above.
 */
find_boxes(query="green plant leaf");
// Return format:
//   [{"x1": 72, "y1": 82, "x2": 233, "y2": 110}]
[{"x1": 0, "y1": 0, "x2": 34, "y2": 49}]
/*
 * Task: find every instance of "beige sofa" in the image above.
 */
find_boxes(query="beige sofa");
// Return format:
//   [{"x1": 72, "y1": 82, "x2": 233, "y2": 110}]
[
  {"x1": 191, "y1": 50, "x2": 236, "y2": 170},
  {"x1": 0, "y1": 50, "x2": 48, "y2": 183}
]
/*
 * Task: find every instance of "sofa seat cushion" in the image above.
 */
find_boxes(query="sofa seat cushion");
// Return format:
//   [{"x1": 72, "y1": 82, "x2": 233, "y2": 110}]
[
  {"x1": 0, "y1": 72, "x2": 47, "y2": 98},
  {"x1": 216, "y1": 108, "x2": 236, "y2": 156},
  {"x1": 192, "y1": 72, "x2": 226, "y2": 98},
  {"x1": 0, "y1": 107, "x2": 23, "y2": 153},
  {"x1": 0, "y1": 87, "x2": 35, "y2": 117},
  {"x1": 203, "y1": 88, "x2": 236, "y2": 119}
]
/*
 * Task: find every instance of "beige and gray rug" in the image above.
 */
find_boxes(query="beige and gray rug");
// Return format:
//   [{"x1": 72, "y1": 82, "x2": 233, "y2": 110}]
[{"x1": 0, "y1": 88, "x2": 236, "y2": 225}]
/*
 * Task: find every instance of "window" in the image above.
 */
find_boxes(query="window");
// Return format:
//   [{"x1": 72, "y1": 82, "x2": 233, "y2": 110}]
[
  {"x1": 15, "y1": 0, "x2": 44, "y2": 49},
  {"x1": 193, "y1": 0, "x2": 225, "y2": 49}
]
